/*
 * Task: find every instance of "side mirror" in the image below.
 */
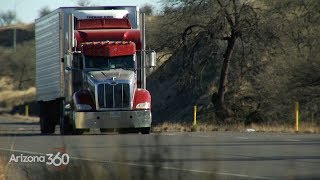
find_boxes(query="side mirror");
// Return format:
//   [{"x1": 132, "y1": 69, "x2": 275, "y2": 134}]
[{"x1": 146, "y1": 50, "x2": 156, "y2": 68}]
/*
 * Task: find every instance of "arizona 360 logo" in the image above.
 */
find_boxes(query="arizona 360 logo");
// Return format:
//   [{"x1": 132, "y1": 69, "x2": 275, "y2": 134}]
[
  {"x1": 47, "y1": 147, "x2": 69, "y2": 170},
  {"x1": 9, "y1": 147, "x2": 70, "y2": 170}
]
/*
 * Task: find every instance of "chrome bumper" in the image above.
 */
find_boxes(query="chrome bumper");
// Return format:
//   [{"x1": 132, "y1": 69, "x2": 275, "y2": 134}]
[{"x1": 74, "y1": 110, "x2": 151, "y2": 129}]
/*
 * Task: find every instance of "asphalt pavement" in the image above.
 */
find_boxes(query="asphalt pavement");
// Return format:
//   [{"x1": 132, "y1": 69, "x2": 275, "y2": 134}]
[{"x1": 0, "y1": 116, "x2": 319, "y2": 180}]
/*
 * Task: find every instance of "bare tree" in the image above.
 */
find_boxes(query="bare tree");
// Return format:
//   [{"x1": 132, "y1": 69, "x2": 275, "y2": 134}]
[
  {"x1": 252, "y1": 0, "x2": 320, "y2": 122},
  {"x1": 212, "y1": 0, "x2": 258, "y2": 121},
  {"x1": 163, "y1": 0, "x2": 258, "y2": 121},
  {"x1": 0, "y1": 10, "x2": 16, "y2": 26},
  {"x1": 77, "y1": 0, "x2": 92, "y2": 6},
  {"x1": 140, "y1": 4, "x2": 154, "y2": 16},
  {"x1": 146, "y1": 0, "x2": 320, "y2": 123},
  {"x1": 39, "y1": 6, "x2": 51, "y2": 18}
]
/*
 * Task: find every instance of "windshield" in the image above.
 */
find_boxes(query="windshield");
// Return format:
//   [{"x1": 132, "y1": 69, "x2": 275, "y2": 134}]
[{"x1": 84, "y1": 55, "x2": 135, "y2": 70}]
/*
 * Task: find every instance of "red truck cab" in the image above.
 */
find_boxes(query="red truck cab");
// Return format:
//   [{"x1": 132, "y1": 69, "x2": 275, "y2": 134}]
[{"x1": 35, "y1": 7, "x2": 155, "y2": 135}]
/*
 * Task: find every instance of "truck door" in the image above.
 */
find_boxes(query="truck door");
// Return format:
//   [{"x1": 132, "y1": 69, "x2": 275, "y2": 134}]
[{"x1": 72, "y1": 53, "x2": 83, "y2": 92}]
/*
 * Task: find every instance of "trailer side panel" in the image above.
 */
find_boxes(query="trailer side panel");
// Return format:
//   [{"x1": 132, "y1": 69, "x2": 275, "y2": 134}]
[{"x1": 35, "y1": 12, "x2": 63, "y2": 101}]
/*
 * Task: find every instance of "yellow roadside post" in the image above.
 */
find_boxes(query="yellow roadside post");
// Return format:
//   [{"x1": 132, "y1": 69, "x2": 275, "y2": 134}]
[
  {"x1": 191, "y1": 105, "x2": 197, "y2": 132},
  {"x1": 25, "y1": 105, "x2": 29, "y2": 117},
  {"x1": 193, "y1": 106, "x2": 197, "y2": 126},
  {"x1": 295, "y1": 102, "x2": 299, "y2": 132}
]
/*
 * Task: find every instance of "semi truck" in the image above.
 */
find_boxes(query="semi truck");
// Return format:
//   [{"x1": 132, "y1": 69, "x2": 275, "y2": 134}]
[{"x1": 35, "y1": 6, "x2": 156, "y2": 135}]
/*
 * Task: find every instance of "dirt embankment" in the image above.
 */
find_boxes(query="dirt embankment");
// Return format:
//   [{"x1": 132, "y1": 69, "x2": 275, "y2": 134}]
[{"x1": 147, "y1": 33, "x2": 221, "y2": 124}]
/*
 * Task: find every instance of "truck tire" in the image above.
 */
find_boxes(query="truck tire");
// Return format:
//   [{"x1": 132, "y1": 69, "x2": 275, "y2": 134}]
[
  {"x1": 60, "y1": 115, "x2": 74, "y2": 135},
  {"x1": 74, "y1": 129, "x2": 85, "y2": 135},
  {"x1": 58, "y1": 100, "x2": 85, "y2": 135},
  {"x1": 140, "y1": 127, "x2": 150, "y2": 134},
  {"x1": 39, "y1": 102, "x2": 56, "y2": 134},
  {"x1": 60, "y1": 116, "x2": 86, "y2": 135},
  {"x1": 119, "y1": 128, "x2": 139, "y2": 134},
  {"x1": 100, "y1": 128, "x2": 114, "y2": 133}
]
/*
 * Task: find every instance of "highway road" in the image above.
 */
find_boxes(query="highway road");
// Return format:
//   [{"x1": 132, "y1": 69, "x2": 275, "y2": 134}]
[{"x1": 0, "y1": 116, "x2": 319, "y2": 180}]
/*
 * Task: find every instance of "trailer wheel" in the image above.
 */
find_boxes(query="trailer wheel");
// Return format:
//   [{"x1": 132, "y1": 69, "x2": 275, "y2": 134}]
[
  {"x1": 140, "y1": 127, "x2": 150, "y2": 134},
  {"x1": 39, "y1": 102, "x2": 56, "y2": 134},
  {"x1": 40, "y1": 116, "x2": 55, "y2": 134}
]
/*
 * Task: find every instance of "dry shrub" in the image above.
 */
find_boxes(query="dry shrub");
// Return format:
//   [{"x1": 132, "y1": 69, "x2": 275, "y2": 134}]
[
  {"x1": 153, "y1": 122, "x2": 229, "y2": 132},
  {"x1": 152, "y1": 122, "x2": 191, "y2": 132},
  {"x1": 0, "y1": 87, "x2": 35, "y2": 108},
  {"x1": 0, "y1": 157, "x2": 6, "y2": 180},
  {"x1": 0, "y1": 77, "x2": 14, "y2": 91},
  {"x1": 251, "y1": 122, "x2": 320, "y2": 133},
  {"x1": 153, "y1": 121, "x2": 320, "y2": 133}
]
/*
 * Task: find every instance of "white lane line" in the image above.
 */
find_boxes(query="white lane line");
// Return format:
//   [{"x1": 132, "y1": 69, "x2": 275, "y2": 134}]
[
  {"x1": 0, "y1": 147, "x2": 271, "y2": 180},
  {"x1": 287, "y1": 139, "x2": 301, "y2": 142},
  {"x1": 161, "y1": 133, "x2": 176, "y2": 136},
  {"x1": 162, "y1": 134, "x2": 251, "y2": 139},
  {"x1": 236, "y1": 137, "x2": 249, "y2": 140},
  {"x1": 108, "y1": 161, "x2": 272, "y2": 180},
  {"x1": 160, "y1": 134, "x2": 213, "y2": 138},
  {"x1": 190, "y1": 135, "x2": 211, "y2": 138},
  {"x1": 0, "y1": 147, "x2": 47, "y2": 156}
]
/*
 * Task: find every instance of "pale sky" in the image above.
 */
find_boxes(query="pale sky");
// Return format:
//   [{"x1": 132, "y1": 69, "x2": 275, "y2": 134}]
[{"x1": 0, "y1": 0, "x2": 161, "y2": 23}]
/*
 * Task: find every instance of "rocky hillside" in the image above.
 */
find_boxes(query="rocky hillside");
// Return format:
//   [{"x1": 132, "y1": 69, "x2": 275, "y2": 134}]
[
  {"x1": 147, "y1": 0, "x2": 320, "y2": 125},
  {"x1": 148, "y1": 33, "x2": 221, "y2": 124}
]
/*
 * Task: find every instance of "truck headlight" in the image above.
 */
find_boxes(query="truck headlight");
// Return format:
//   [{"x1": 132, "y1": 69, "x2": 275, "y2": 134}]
[
  {"x1": 135, "y1": 102, "x2": 150, "y2": 109},
  {"x1": 76, "y1": 104, "x2": 92, "y2": 111}
]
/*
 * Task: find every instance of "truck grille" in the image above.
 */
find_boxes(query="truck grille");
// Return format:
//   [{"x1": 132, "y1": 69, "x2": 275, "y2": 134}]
[{"x1": 97, "y1": 83, "x2": 130, "y2": 109}]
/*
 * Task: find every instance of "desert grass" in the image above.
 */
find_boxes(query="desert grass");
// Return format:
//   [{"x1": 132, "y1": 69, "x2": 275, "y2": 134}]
[
  {"x1": 0, "y1": 156, "x2": 9, "y2": 180},
  {"x1": 152, "y1": 122, "x2": 236, "y2": 133},
  {"x1": 0, "y1": 87, "x2": 35, "y2": 108},
  {"x1": 251, "y1": 122, "x2": 320, "y2": 133},
  {"x1": 0, "y1": 157, "x2": 4, "y2": 180},
  {"x1": 0, "y1": 77, "x2": 14, "y2": 91},
  {"x1": 0, "y1": 113, "x2": 39, "y2": 122},
  {"x1": 0, "y1": 76, "x2": 35, "y2": 109},
  {"x1": 152, "y1": 122, "x2": 320, "y2": 133}
]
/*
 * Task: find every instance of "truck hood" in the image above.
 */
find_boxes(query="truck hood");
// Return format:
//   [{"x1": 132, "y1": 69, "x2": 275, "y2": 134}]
[{"x1": 86, "y1": 69, "x2": 135, "y2": 84}]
